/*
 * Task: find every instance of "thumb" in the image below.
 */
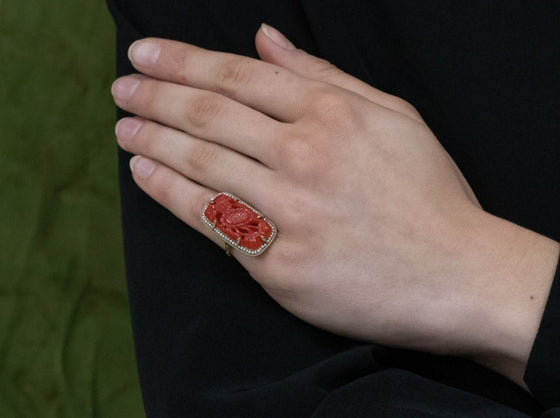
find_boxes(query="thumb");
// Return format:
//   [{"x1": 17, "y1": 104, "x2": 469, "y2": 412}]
[{"x1": 255, "y1": 23, "x2": 422, "y2": 122}]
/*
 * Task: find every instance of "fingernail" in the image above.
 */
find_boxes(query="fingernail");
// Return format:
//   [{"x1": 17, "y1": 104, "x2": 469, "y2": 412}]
[
  {"x1": 129, "y1": 40, "x2": 161, "y2": 67},
  {"x1": 111, "y1": 77, "x2": 140, "y2": 101},
  {"x1": 115, "y1": 118, "x2": 143, "y2": 142},
  {"x1": 261, "y1": 23, "x2": 295, "y2": 50},
  {"x1": 130, "y1": 156, "x2": 155, "y2": 179}
]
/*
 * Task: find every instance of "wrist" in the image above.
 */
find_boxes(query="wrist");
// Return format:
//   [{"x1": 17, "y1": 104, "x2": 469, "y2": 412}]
[{"x1": 452, "y1": 209, "x2": 559, "y2": 388}]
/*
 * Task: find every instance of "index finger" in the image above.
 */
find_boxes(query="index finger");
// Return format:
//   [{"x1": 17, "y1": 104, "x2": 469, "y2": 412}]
[{"x1": 128, "y1": 38, "x2": 309, "y2": 122}]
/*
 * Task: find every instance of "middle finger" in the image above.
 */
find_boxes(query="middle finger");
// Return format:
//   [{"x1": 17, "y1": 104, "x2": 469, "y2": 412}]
[{"x1": 112, "y1": 74, "x2": 288, "y2": 168}]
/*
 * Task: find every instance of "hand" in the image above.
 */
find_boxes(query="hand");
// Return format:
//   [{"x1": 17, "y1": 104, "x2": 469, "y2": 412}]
[{"x1": 111, "y1": 25, "x2": 559, "y2": 387}]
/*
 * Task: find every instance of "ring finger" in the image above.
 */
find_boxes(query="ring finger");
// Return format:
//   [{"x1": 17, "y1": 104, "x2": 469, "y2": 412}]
[
  {"x1": 116, "y1": 117, "x2": 275, "y2": 210},
  {"x1": 128, "y1": 156, "x2": 262, "y2": 267}
]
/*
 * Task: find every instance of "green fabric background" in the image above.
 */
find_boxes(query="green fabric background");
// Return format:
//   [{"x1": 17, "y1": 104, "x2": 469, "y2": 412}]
[{"x1": 0, "y1": 0, "x2": 144, "y2": 416}]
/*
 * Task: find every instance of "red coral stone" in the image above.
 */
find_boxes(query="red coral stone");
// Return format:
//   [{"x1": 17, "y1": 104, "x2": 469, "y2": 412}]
[{"x1": 204, "y1": 194, "x2": 273, "y2": 250}]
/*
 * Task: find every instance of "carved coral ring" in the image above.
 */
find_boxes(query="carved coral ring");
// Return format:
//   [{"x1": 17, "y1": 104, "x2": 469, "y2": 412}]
[{"x1": 201, "y1": 192, "x2": 277, "y2": 256}]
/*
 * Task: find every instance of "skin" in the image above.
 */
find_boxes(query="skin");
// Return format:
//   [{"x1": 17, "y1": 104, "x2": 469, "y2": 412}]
[{"x1": 111, "y1": 24, "x2": 560, "y2": 390}]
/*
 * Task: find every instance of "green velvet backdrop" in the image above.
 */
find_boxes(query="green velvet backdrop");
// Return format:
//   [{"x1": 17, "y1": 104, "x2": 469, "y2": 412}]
[{"x1": 0, "y1": 0, "x2": 144, "y2": 416}]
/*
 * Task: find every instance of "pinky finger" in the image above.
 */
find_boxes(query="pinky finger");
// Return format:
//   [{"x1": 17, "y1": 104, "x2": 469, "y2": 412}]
[{"x1": 129, "y1": 155, "x2": 228, "y2": 251}]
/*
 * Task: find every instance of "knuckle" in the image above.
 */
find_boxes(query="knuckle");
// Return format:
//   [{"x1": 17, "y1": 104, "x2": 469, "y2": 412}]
[
  {"x1": 258, "y1": 244, "x2": 306, "y2": 291},
  {"x1": 186, "y1": 94, "x2": 222, "y2": 129},
  {"x1": 311, "y1": 57, "x2": 341, "y2": 81},
  {"x1": 184, "y1": 142, "x2": 218, "y2": 174},
  {"x1": 385, "y1": 95, "x2": 420, "y2": 118},
  {"x1": 137, "y1": 122, "x2": 162, "y2": 154},
  {"x1": 141, "y1": 130, "x2": 160, "y2": 157},
  {"x1": 274, "y1": 192, "x2": 312, "y2": 228},
  {"x1": 150, "y1": 171, "x2": 176, "y2": 207},
  {"x1": 135, "y1": 79, "x2": 159, "y2": 109},
  {"x1": 215, "y1": 57, "x2": 255, "y2": 95},
  {"x1": 284, "y1": 133, "x2": 315, "y2": 161},
  {"x1": 306, "y1": 87, "x2": 356, "y2": 128},
  {"x1": 280, "y1": 131, "x2": 330, "y2": 178},
  {"x1": 283, "y1": 137, "x2": 316, "y2": 173},
  {"x1": 174, "y1": 47, "x2": 195, "y2": 85}
]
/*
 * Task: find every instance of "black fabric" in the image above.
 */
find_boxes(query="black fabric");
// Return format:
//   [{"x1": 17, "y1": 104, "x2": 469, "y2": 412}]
[{"x1": 105, "y1": 1, "x2": 560, "y2": 416}]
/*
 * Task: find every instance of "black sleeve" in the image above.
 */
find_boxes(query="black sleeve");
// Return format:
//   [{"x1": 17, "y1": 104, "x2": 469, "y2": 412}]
[{"x1": 526, "y1": 256, "x2": 560, "y2": 411}]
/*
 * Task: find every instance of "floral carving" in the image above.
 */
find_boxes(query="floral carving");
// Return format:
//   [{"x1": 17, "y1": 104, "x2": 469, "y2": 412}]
[{"x1": 204, "y1": 193, "x2": 273, "y2": 251}]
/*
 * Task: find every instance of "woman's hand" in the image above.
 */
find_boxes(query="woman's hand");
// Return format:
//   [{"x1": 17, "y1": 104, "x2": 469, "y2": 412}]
[{"x1": 111, "y1": 25, "x2": 559, "y2": 387}]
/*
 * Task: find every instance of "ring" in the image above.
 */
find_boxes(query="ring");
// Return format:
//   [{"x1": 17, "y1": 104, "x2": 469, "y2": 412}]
[{"x1": 201, "y1": 192, "x2": 277, "y2": 256}]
